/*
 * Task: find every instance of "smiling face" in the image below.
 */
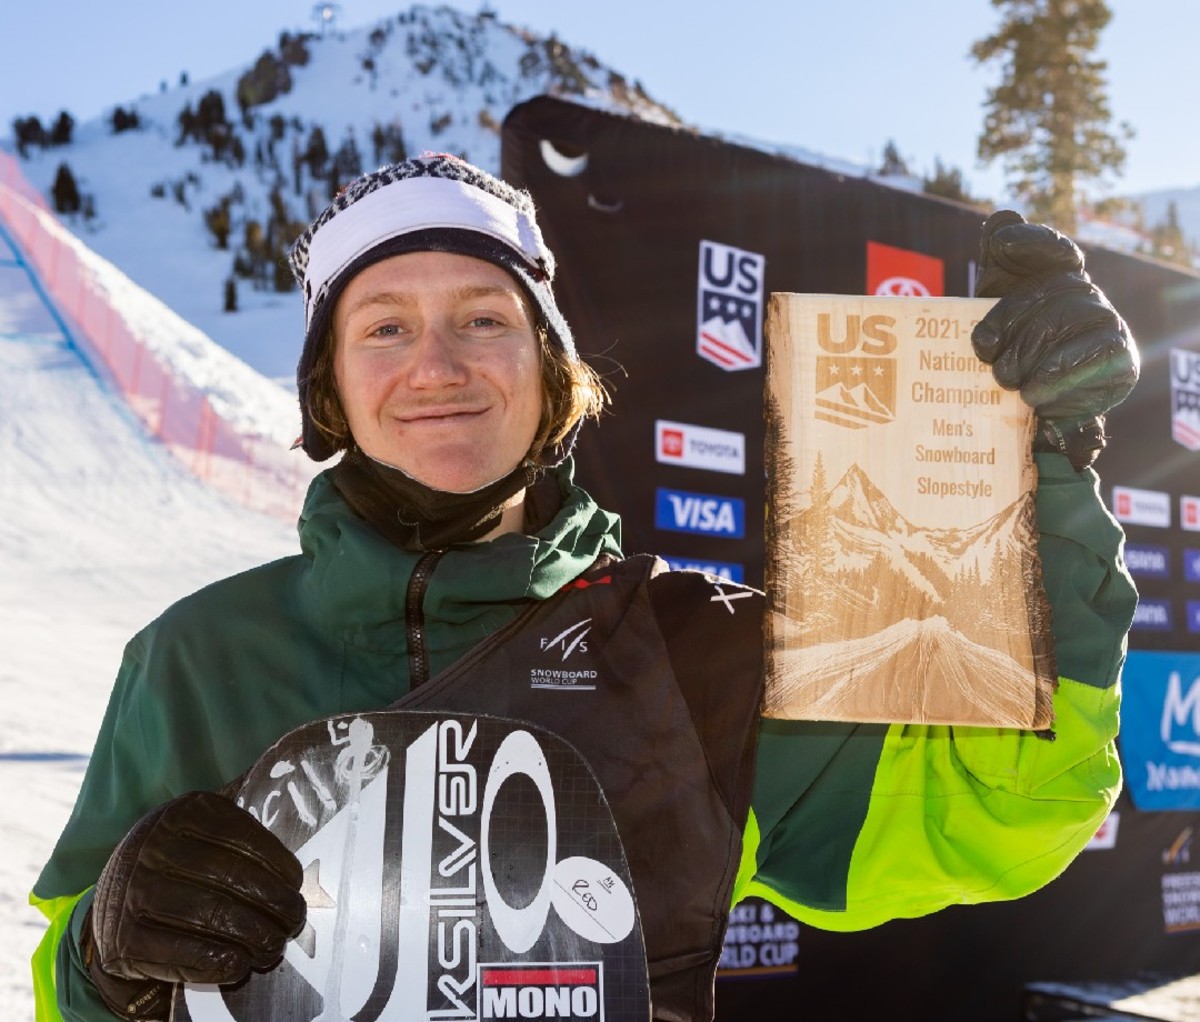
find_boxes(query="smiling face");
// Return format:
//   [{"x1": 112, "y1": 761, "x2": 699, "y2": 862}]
[{"x1": 332, "y1": 251, "x2": 545, "y2": 494}]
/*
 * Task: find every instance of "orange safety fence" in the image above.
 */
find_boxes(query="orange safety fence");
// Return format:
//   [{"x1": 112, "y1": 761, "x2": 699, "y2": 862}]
[{"x1": 0, "y1": 151, "x2": 315, "y2": 522}]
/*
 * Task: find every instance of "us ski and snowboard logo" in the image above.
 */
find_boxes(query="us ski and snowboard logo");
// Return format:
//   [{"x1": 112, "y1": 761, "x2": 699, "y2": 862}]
[
  {"x1": 813, "y1": 311, "x2": 897, "y2": 430},
  {"x1": 696, "y1": 240, "x2": 765, "y2": 371},
  {"x1": 1171, "y1": 347, "x2": 1200, "y2": 451},
  {"x1": 175, "y1": 711, "x2": 648, "y2": 1022}
]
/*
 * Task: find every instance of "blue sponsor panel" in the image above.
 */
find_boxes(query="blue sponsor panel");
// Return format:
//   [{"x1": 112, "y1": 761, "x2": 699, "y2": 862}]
[
  {"x1": 1186, "y1": 548, "x2": 1200, "y2": 583},
  {"x1": 1122, "y1": 651, "x2": 1200, "y2": 810},
  {"x1": 1132, "y1": 598, "x2": 1174, "y2": 632},
  {"x1": 1189, "y1": 602, "x2": 1200, "y2": 634},
  {"x1": 1125, "y1": 544, "x2": 1172, "y2": 580},
  {"x1": 655, "y1": 487, "x2": 746, "y2": 539},
  {"x1": 663, "y1": 556, "x2": 745, "y2": 583}
]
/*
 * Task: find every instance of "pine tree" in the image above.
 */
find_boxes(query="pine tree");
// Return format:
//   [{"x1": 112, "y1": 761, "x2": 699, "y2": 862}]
[
  {"x1": 923, "y1": 157, "x2": 979, "y2": 206},
  {"x1": 204, "y1": 199, "x2": 232, "y2": 250},
  {"x1": 331, "y1": 130, "x2": 363, "y2": 193},
  {"x1": 176, "y1": 103, "x2": 197, "y2": 145},
  {"x1": 110, "y1": 107, "x2": 140, "y2": 134},
  {"x1": 878, "y1": 139, "x2": 911, "y2": 177},
  {"x1": 1149, "y1": 200, "x2": 1194, "y2": 267},
  {"x1": 12, "y1": 115, "x2": 46, "y2": 156},
  {"x1": 796, "y1": 453, "x2": 839, "y2": 630},
  {"x1": 51, "y1": 163, "x2": 82, "y2": 214},
  {"x1": 304, "y1": 126, "x2": 329, "y2": 179},
  {"x1": 971, "y1": 0, "x2": 1131, "y2": 233},
  {"x1": 50, "y1": 110, "x2": 75, "y2": 145}
]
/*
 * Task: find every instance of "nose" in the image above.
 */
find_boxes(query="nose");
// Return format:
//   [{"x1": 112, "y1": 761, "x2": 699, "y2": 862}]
[{"x1": 406, "y1": 325, "x2": 467, "y2": 389}]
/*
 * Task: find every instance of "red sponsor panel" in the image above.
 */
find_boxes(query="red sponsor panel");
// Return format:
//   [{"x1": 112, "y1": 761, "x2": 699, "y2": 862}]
[
  {"x1": 867, "y1": 241, "x2": 945, "y2": 297},
  {"x1": 482, "y1": 967, "x2": 599, "y2": 986},
  {"x1": 660, "y1": 428, "x2": 684, "y2": 459}
]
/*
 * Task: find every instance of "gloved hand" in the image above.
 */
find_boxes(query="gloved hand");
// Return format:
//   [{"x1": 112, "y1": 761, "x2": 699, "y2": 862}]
[
  {"x1": 84, "y1": 791, "x2": 306, "y2": 1020},
  {"x1": 971, "y1": 209, "x2": 1140, "y2": 470}
]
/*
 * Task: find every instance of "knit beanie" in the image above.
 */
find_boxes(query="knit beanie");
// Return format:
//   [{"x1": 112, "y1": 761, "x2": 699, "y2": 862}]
[{"x1": 288, "y1": 153, "x2": 577, "y2": 462}]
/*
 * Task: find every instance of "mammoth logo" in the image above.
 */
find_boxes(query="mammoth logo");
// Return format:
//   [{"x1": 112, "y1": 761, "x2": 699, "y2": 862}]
[
  {"x1": 178, "y1": 714, "x2": 642, "y2": 1022},
  {"x1": 1162, "y1": 671, "x2": 1200, "y2": 757}
]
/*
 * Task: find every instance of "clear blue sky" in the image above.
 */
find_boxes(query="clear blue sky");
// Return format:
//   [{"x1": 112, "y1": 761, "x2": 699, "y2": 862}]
[{"x1": 3, "y1": 1, "x2": 1197, "y2": 203}]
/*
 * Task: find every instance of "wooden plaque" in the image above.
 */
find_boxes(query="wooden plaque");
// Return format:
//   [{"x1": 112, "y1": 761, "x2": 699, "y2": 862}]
[{"x1": 763, "y1": 294, "x2": 1056, "y2": 728}]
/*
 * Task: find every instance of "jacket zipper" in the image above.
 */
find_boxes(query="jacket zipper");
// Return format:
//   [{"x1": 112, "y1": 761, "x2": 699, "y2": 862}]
[{"x1": 406, "y1": 550, "x2": 444, "y2": 688}]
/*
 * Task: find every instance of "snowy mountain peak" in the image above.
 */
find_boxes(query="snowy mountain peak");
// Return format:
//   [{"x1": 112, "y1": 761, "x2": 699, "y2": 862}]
[
  {"x1": 828, "y1": 463, "x2": 904, "y2": 534},
  {"x1": 7, "y1": 4, "x2": 682, "y2": 384}
]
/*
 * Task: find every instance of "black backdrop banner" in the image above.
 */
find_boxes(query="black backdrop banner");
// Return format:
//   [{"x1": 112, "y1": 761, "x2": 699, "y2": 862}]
[{"x1": 502, "y1": 96, "x2": 1200, "y2": 1019}]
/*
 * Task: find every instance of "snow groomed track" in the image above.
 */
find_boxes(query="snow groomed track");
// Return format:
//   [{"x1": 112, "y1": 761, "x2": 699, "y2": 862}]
[{"x1": 0, "y1": 162, "x2": 305, "y2": 1016}]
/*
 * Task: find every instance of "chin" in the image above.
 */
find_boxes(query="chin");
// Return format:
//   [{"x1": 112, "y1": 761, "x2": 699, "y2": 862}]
[
  {"x1": 405, "y1": 463, "x2": 504, "y2": 494},
  {"x1": 368, "y1": 442, "x2": 525, "y2": 494}
]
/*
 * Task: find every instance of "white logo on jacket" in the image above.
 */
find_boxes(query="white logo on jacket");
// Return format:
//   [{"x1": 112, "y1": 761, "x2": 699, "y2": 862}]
[
  {"x1": 540, "y1": 618, "x2": 592, "y2": 660},
  {"x1": 710, "y1": 584, "x2": 753, "y2": 615},
  {"x1": 532, "y1": 618, "x2": 598, "y2": 690}
]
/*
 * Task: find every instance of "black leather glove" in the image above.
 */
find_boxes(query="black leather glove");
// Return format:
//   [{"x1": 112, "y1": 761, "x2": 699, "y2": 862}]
[
  {"x1": 971, "y1": 209, "x2": 1140, "y2": 470},
  {"x1": 83, "y1": 791, "x2": 306, "y2": 1020}
]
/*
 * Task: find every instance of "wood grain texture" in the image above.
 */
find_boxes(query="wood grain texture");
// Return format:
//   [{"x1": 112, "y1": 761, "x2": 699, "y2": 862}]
[{"x1": 764, "y1": 294, "x2": 1055, "y2": 727}]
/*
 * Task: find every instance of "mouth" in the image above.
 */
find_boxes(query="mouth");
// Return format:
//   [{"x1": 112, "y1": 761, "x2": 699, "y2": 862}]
[{"x1": 396, "y1": 406, "x2": 488, "y2": 425}]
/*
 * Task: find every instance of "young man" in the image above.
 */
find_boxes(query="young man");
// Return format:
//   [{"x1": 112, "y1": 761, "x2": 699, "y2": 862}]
[{"x1": 31, "y1": 155, "x2": 1138, "y2": 1022}]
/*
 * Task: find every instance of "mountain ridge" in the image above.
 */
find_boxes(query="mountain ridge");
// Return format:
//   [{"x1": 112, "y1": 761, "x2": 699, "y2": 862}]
[
  {"x1": 3, "y1": 4, "x2": 684, "y2": 385},
  {"x1": 5, "y1": 2, "x2": 1196, "y2": 393}
]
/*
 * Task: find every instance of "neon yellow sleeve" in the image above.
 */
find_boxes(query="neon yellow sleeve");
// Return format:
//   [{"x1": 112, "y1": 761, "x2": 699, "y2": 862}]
[
  {"x1": 30, "y1": 890, "x2": 87, "y2": 1022},
  {"x1": 736, "y1": 677, "x2": 1119, "y2": 929}
]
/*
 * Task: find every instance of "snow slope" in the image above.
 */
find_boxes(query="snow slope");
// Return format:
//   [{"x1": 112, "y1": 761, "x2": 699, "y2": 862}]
[
  {"x1": 7, "y1": 4, "x2": 685, "y2": 387},
  {"x1": 0, "y1": 204, "x2": 298, "y2": 1015}
]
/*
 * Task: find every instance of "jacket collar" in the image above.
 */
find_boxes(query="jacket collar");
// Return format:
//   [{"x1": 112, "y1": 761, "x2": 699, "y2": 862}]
[{"x1": 296, "y1": 458, "x2": 622, "y2": 636}]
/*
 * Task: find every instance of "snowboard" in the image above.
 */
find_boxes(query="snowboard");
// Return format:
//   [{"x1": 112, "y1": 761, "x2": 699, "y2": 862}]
[{"x1": 171, "y1": 710, "x2": 650, "y2": 1021}]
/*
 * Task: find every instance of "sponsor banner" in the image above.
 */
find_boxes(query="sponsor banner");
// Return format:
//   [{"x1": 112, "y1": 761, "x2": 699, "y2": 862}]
[
  {"x1": 1188, "y1": 602, "x2": 1200, "y2": 634},
  {"x1": 1171, "y1": 348, "x2": 1200, "y2": 451},
  {"x1": 1133, "y1": 599, "x2": 1174, "y2": 632},
  {"x1": 866, "y1": 240, "x2": 945, "y2": 297},
  {"x1": 1159, "y1": 831, "x2": 1200, "y2": 936},
  {"x1": 718, "y1": 898, "x2": 801, "y2": 975},
  {"x1": 1120, "y1": 651, "x2": 1200, "y2": 811},
  {"x1": 175, "y1": 712, "x2": 648, "y2": 1022},
  {"x1": 1125, "y1": 544, "x2": 1172, "y2": 580},
  {"x1": 663, "y1": 556, "x2": 745, "y2": 584},
  {"x1": 696, "y1": 240, "x2": 765, "y2": 371},
  {"x1": 1113, "y1": 485, "x2": 1172, "y2": 528},
  {"x1": 1162, "y1": 865, "x2": 1200, "y2": 934},
  {"x1": 655, "y1": 419, "x2": 746, "y2": 475},
  {"x1": 479, "y1": 963, "x2": 602, "y2": 1020},
  {"x1": 1184, "y1": 496, "x2": 1200, "y2": 532},
  {"x1": 1187, "y1": 549, "x2": 1200, "y2": 583},
  {"x1": 1085, "y1": 810, "x2": 1120, "y2": 851},
  {"x1": 655, "y1": 487, "x2": 746, "y2": 539}
]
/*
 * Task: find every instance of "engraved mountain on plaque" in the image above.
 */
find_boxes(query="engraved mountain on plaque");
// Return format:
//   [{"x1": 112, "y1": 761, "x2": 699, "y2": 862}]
[{"x1": 764, "y1": 294, "x2": 1056, "y2": 728}]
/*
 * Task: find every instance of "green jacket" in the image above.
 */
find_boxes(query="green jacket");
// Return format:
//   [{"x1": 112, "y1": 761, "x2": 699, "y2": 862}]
[{"x1": 31, "y1": 453, "x2": 1132, "y2": 1021}]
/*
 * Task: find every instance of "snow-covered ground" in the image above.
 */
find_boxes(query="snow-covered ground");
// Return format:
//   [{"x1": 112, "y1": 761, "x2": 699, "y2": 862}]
[{"x1": 0, "y1": 206, "x2": 300, "y2": 1017}]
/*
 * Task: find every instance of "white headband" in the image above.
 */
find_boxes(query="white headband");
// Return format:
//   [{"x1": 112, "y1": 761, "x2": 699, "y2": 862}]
[{"x1": 303, "y1": 175, "x2": 553, "y2": 321}]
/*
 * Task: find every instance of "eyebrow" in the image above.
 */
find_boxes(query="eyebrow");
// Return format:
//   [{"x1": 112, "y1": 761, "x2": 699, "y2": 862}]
[{"x1": 341, "y1": 283, "x2": 527, "y2": 321}]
